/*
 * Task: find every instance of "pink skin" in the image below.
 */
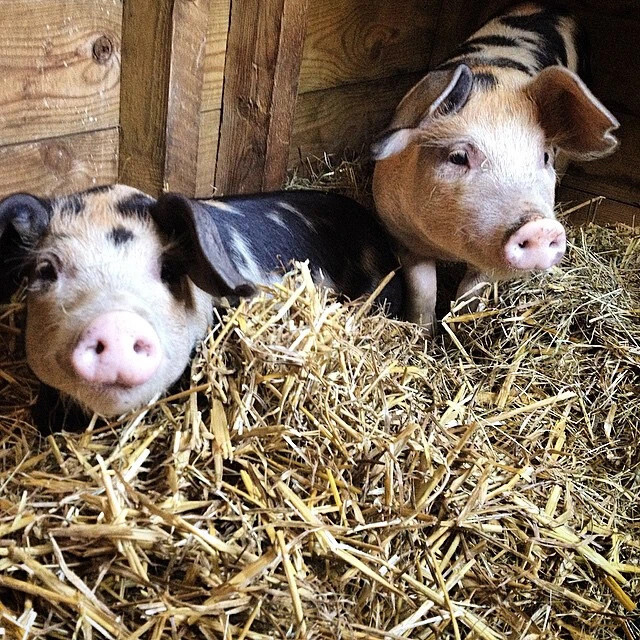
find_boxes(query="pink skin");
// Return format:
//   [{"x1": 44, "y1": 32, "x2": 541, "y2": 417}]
[
  {"x1": 71, "y1": 311, "x2": 162, "y2": 388},
  {"x1": 504, "y1": 218, "x2": 566, "y2": 271}
]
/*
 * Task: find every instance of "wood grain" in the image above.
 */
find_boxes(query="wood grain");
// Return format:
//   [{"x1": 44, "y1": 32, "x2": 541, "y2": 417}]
[
  {"x1": 289, "y1": 74, "x2": 421, "y2": 165},
  {"x1": 216, "y1": 0, "x2": 309, "y2": 193},
  {"x1": 118, "y1": 0, "x2": 172, "y2": 196},
  {"x1": 195, "y1": 109, "x2": 221, "y2": 198},
  {"x1": 164, "y1": 0, "x2": 213, "y2": 195},
  {"x1": 298, "y1": 0, "x2": 439, "y2": 94},
  {"x1": 558, "y1": 186, "x2": 638, "y2": 227},
  {"x1": 119, "y1": 0, "x2": 212, "y2": 197},
  {"x1": 0, "y1": 128, "x2": 118, "y2": 198},
  {"x1": 0, "y1": 0, "x2": 122, "y2": 146},
  {"x1": 201, "y1": 0, "x2": 232, "y2": 113}
]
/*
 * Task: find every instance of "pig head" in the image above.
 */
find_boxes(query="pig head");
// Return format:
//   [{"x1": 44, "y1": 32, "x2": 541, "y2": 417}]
[
  {"x1": 372, "y1": 6, "x2": 619, "y2": 326},
  {"x1": 0, "y1": 185, "x2": 254, "y2": 423}
]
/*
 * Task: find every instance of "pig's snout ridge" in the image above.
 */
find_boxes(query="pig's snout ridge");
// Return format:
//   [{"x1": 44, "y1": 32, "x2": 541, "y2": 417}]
[
  {"x1": 71, "y1": 311, "x2": 161, "y2": 388},
  {"x1": 504, "y1": 219, "x2": 566, "y2": 271}
]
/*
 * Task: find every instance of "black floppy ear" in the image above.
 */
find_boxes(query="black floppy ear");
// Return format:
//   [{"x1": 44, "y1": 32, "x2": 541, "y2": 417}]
[
  {"x1": 0, "y1": 193, "x2": 51, "y2": 243},
  {"x1": 150, "y1": 193, "x2": 256, "y2": 298},
  {"x1": 0, "y1": 193, "x2": 52, "y2": 302}
]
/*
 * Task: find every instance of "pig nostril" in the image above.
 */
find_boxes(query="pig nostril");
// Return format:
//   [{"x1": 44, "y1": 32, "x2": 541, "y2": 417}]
[
  {"x1": 95, "y1": 341, "x2": 105, "y2": 355},
  {"x1": 133, "y1": 340, "x2": 146, "y2": 354},
  {"x1": 550, "y1": 240, "x2": 557, "y2": 248},
  {"x1": 518, "y1": 240, "x2": 529, "y2": 249}
]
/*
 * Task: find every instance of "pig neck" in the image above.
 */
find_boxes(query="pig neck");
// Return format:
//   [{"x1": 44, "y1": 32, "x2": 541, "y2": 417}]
[{"x1": 373, "y1": 147, "x2": 460, "y2": 263}]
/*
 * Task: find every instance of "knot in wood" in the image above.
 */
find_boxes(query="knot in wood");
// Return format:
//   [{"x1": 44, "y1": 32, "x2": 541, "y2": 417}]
[{"x1": 92, "y1": 36, "x2": 113, "y2": 64}]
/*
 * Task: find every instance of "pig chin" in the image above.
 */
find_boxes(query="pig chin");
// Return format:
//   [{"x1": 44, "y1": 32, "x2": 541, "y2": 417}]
[{"x1": 72, "y1": 379, "x2": 171, "y2": 417}]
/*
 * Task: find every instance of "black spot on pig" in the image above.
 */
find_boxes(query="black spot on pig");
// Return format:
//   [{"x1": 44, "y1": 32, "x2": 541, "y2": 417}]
[
  {"x1": 452, "y1": 34, "x2": 521, "y2": 58},
  {"x1": 438, "y1": 56, "x2": 533, "y2": 76},
  {"x1": 107, "y1": 226, "x2": 134, "y2": 246},
  {"x1": 83, "y1": 184, "x2": 114, "y2": 195},
  {"x1": 58, "y1": 194, "x2": 85, "y2": 216},
  {"x1": 58, "y1": 186, "x2": 114, "y2": 216},
  {"x1": 500, "y1": 10, "x2": 568, "y2": 70},
  {"x1": 473, "y1": 72, "x2": 498, "y2": 89},
  {"x1": 118, "y1": 194, "x2": 155, "y2": 218},
  {"x1": 466, "y1": 34, "x2": 521, "y2": 49}
]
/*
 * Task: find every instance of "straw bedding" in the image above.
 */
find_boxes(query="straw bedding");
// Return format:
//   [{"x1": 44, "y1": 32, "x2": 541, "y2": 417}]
[{"x1": 1, "y1": 159, "x2": 639, "y2": 639}]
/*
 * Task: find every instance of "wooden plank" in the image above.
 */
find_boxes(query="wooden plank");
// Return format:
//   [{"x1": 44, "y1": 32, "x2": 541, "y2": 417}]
[
  {"x1": 428, "y1": 0, "x2": 489, "y2": 67},
  {"x1": 0, "y1": 128, "x2": 119, "y2": 198},
  {"x1": 289, "y1": 74, "x2": 421, "y2": 166},
  {"x1": 216, "y1": 0, "x2": 309, "y2": 194},
  {"x1": 558, "y1": 186, "x2": 638, "y2": 228},
  {"x1": 0, "y1": 0, "x2": 122, "y2": 146},
  {"x1": 119, "y1": 0, "x2": 211, "y2": 197},
  {"x1": 118, "y1": 0, "x2": 172, "y2": 196},
  {"x1": 164, "y1": 0, "x2": 213, "y2": 194},
  {"x1": 568, "y1": 6, "x2": 640, "y2": 120},
  {"x1": 195, "y1": 109, "x2": 221, "y2": 198},
  {"x1": 201, "y1": 0, "x2": 232, "y2": 113},
  {"x1": 298, "y1": 0, "x2": 439, "y2": 94}
]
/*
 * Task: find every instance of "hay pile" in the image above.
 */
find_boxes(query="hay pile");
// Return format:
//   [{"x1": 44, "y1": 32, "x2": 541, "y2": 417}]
[{"x1": 1, "y1": 168, "x2": 640, "y2": 639}]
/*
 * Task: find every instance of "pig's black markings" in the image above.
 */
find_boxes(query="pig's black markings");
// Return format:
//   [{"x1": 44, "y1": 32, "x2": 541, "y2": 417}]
[
  {"x1": 107, "y1": 226, "x2": 135, "y2": 246},
  {"x1": 437, "y1": 56, "x2": 534, "y2": 76},
  {"x1": 117, "y1": 194, "x2": 155, "y2": 218},
  {"x1": 500, "y1": 11, "x2": 568, "y2": 69},
  {"x1": 473, "y1": 72, "x2": 498, "y2": 90}
]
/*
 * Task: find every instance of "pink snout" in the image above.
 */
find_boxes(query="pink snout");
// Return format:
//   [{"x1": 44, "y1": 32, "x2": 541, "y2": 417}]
[
  {"x1": 71, "y1": 311, "x2": 161, "y2": 387},
  {"x1": 504, "y1": 219, "x2": 566, "y2": 271}
]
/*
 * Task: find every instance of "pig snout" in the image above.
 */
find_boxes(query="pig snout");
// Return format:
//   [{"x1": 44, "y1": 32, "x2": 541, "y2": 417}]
[
  {"x1": 71, "y1": 311, "x2": 162, "y2": 387},
  {"x1": 504, "y1": 219, "x2": 566, "y2": 271}
]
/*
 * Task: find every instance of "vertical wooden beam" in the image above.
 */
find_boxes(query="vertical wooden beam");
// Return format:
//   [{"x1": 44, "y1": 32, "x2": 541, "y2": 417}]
[
  {"x1": 119, "y1": 0, "x2": 172, "y2": 196},
  {"x1": 119, "y1": 0, "x2": 211, "y2": 197},
  {"x1": 164, "y1": 0, "x2": 213, "y2": 194},
  {"x1": 216, "y1": 0, "x2": 309, "y2": 194}
]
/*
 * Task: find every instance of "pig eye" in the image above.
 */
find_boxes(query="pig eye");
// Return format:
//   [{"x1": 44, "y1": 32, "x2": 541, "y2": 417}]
[
  {"x1": 448, "y1": 150, "x2": 469, "y2": 166},
  {"x1": 544, "y1": 152, "x2": 550, "y2": 165},
  {"x1": 34, "y1": 260, "x2": 57, "y2": 283}
]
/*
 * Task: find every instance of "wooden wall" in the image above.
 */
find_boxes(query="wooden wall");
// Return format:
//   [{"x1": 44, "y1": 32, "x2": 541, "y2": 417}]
[
  {"x1": 289, "y1": 0, "x2": 439, "y2": 164},
  {"x1": 0, "y1": 0, "x2": 121, "y2": 198},
  {"x1": 0, "y1": 0, "x2": 637, "y2": 227}
]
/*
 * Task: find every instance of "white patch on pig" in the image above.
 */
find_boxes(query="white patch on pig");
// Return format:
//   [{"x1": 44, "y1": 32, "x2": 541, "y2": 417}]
[
  {"x1": 313, "y1": 268, "x2": 336, "y2": 291},
  {"x1": 228, "y1": 228, "x2": 273, "y2": 285},
  {"x1": 558, "y1": 16, "x2": 578, "y2": 72},
  {"x1": 278, "y1": 201, "x2": 315, "y2": 230},
  {"x1": 404, "y1": 257, "x2": 437, "y2": 328},
  {"x1": 266, "y1": 211, "x2": 288, "y2": 229},
  {"x1": 209, "y1": 201, "x2": 244, "y2": 215}
]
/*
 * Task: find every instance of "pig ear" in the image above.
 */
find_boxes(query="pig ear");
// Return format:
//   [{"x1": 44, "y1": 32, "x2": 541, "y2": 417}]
[
  {"x1": 150, "y1": 193, "x2": 256, "y2": 298},
  {"x1": 0, "y1": 193, "x2": 51, "y2": 302},
  {"x1": 371, "y1": 64, "x2": 473, "y2": 160},
  {"x1": 0, "y1": 193, "x2": 51, "y2": 244},
  {"x1": 526, "y1": 66, "x2": 620, "y2": 160}
]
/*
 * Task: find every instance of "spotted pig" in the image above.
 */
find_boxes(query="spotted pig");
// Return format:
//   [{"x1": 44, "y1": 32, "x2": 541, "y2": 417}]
[
  {"x1": 0, "y1": 185, "x2": 402, "y2": 429},
  {"x1": 372, "y1": 2, "x2": 619, "y2": 327}
]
